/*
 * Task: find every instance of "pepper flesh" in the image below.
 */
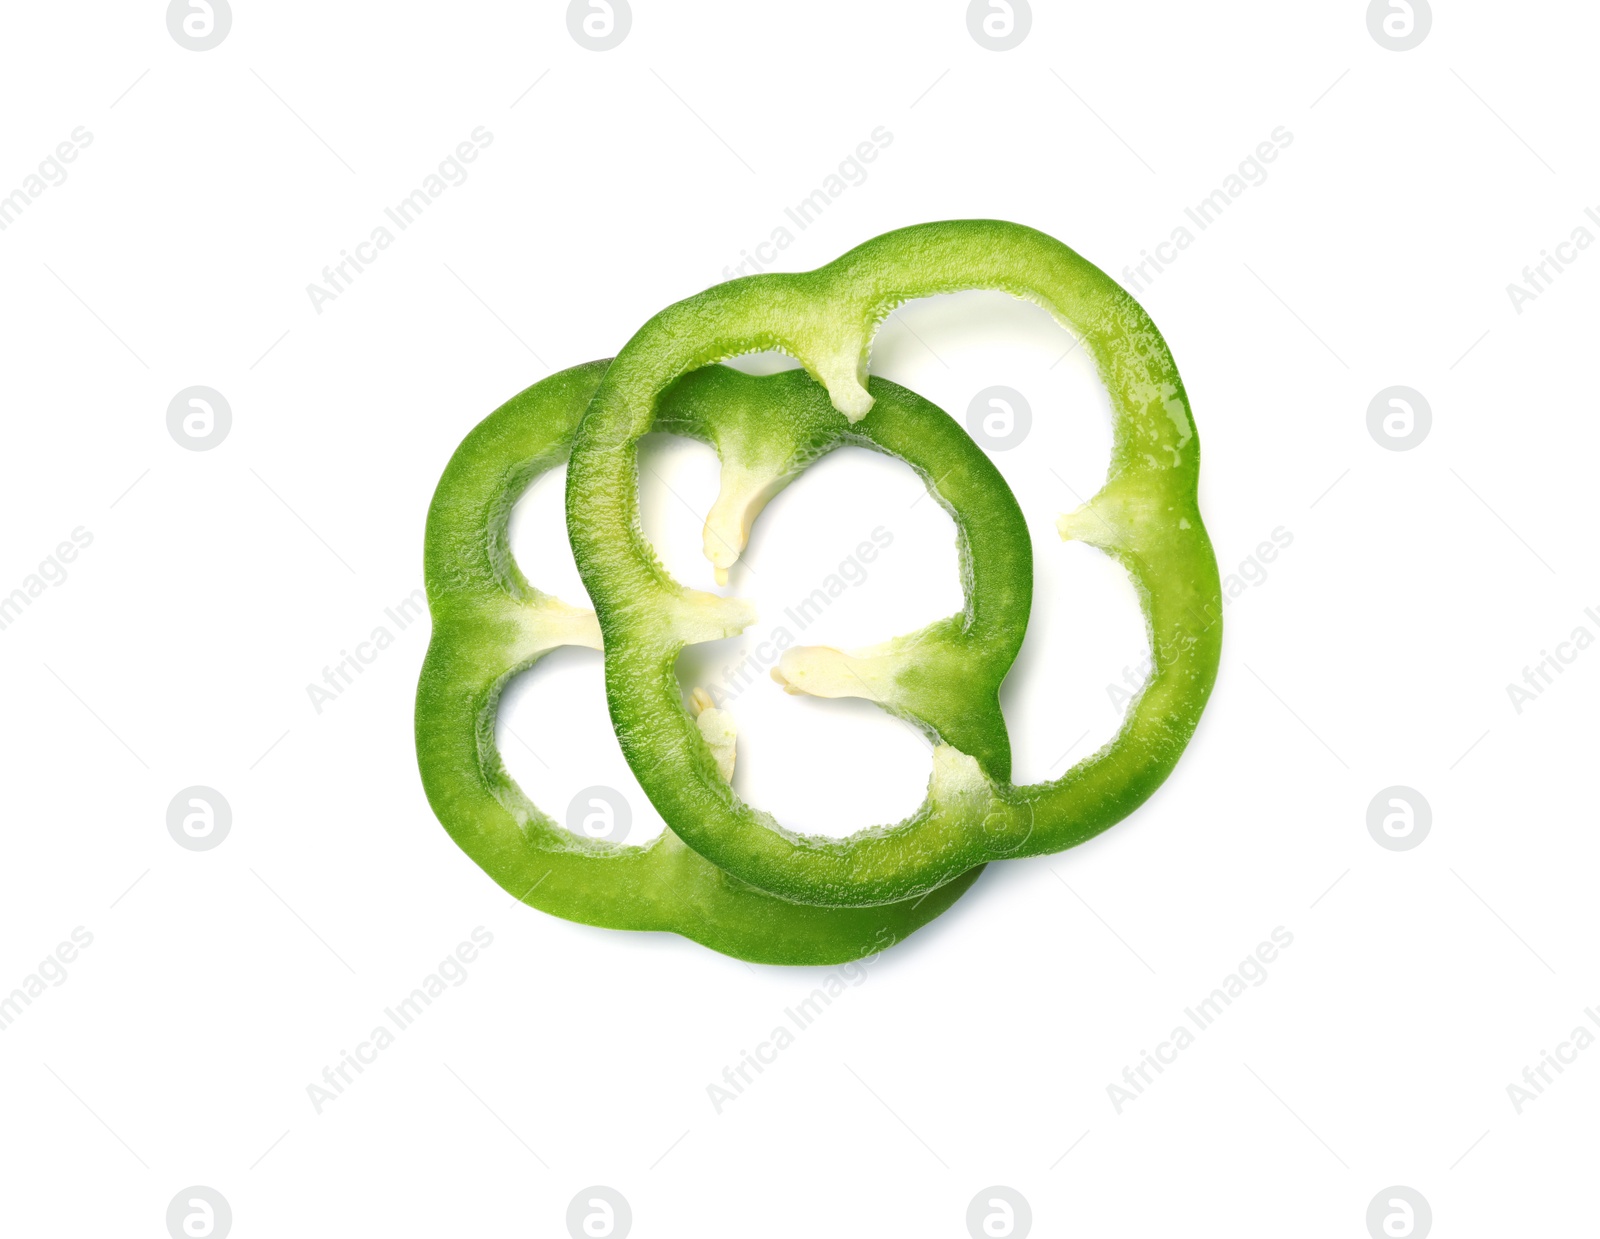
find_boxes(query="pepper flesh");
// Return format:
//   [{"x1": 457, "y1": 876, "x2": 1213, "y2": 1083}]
[
  {"x1": 415, "y1": 360, "x2": 985, "y2": 965},
  {"x1": 567, "y1": 220, "x2": 1222, "y2": 908}
]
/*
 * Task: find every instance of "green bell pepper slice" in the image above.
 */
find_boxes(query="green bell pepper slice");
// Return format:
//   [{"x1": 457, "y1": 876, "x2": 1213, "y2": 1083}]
[
  {"x1": 415, "y1": 360, "x2": 987, "y2": 964},
  {"x1": 567, "y1": 220, "x2": 1221, "y2": 908}
]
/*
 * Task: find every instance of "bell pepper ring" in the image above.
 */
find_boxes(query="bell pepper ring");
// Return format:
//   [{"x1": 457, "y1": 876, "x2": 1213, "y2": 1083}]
[
  {"x1": 566, "y1": 219, "x2": 1222, "y2": 909},
  {"x1": 414, "y1": 360, "x2": 986, "y2": 965}
]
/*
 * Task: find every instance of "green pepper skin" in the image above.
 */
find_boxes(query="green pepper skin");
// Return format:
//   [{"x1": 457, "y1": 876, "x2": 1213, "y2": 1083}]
[
  {"x1": 568, "y1": 220, "x2": 1222, "y2": 908},
  {"x1": 415, "y1": 360, "x2": 983, "y2": 965}
]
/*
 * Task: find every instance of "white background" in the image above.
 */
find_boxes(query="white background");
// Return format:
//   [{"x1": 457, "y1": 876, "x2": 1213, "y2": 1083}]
[{"x1": 1, "y1": 1, "x2": 1595, "y2": 1236}]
